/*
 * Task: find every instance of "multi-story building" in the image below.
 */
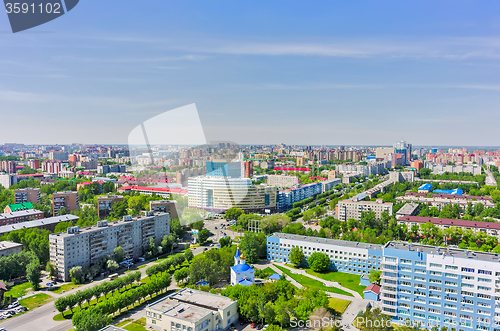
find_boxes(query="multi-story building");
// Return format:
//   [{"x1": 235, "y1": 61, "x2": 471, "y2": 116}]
[
  {"x1": 97, "y1": 164, "x2": 127, "y2": 174},
  {"x1": 0, "y1": 161, "x2": 16, "y2": 173},
  {"x1": 242, "y1": 161, "x2": 253, "y2": 178},
  {"x1": 277, "y1": 182, "x2": 323, "y2": 211},
  {"x1": 206, "y1": 160, "x2": 242, "y2": 178},
  {"x1": 394, "y1": 140, "x2": 412, "y2": 165},
  {"x1": 267, "y1": 175, "x2": 300, "y2": 188},
  {"x1": 49, "y1": 212, "x2": 170, "y2": 281},
  {"x1": 0, "y1": 209, "x2": 44, "y2": 226},
  {"x1": 188, "y1": 176, "x2": 277, "y2": 212},
  {"x1": 4, "y1": 202, "x2": 34, "y2": 213},
  {"x1": 49, "y1": 151, "x2": 68, "y2": 161},
  {"x1": 337, "y1": 161, "x2": 390, "y2": 176},
  {"x1": 321, "y1": 178, "x2": 342, "y2": 192},
  {"x1": 0, "y1": 173, "x2": 17, "y2": 189},
  {"x1": 396, "y1": 192, "x2": 495, "y2": 210},
  {"x1": 0, "y1": 241, "x2": 23, "y2": 258},
  {"x1": 26, "y1": 159, "x2": 40, "y2": 170},
  {"x1": 337, "y1": 198, "x2": 393, "y2": 221},
  {"x1": 0, "y1": 214, "x2": 78, "y2": 237},
  {"x1": 381, "y1": 241, "x2": 500, "y2": 330},
  {"x1": 52, "y1": 191, "x2": 79, "y2": 216},
  {"x1": 14, "y1": 188, "x2": 41, "y2": 205},
  {"x1": 395, "y1": 203, "x2": 419, "y2": 218},
  {"x1": 150, "y1": 200, "x2": 179, "y2": 219},
  {"x1": 97, "y1": 195, "x2": 124, "y2": 219},
  {"x1": 397, "y1": 215, "x2": 500, "y2": 240},
  {"x1": 145, "y1": 288, "x2": 238, "y2": 331},
  {"x1": 266, "y1": 233, "x2": 383, "y2": 274},
  {"x1": 425, "y1": 162, "x2": 482, "y2": 176}
]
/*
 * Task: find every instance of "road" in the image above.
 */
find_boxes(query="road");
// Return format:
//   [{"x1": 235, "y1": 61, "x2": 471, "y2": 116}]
[{"x1": 485, "y1": 166, "x2": 498, "y2": 187}]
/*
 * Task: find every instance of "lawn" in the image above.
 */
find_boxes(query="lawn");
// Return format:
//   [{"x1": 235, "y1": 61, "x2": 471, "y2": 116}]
[
  {"x1": 305, "y1": 269, "x2": 366, "y2": 297},
  {"x1": 49, "y1": 282, "x2": 83, "y2": 294},
  {"x1": 263, "y1": 267, "x2": 275, "y2": 274},
  {"x1": 123, "y1": 318, "x2": 147, "y2": 331},
  {"x1": 328, "y1": 297, "x2": 351, "y2": 314},
  {"x1": 116, "y1": 318, "x2": 134, "y2": 327},
  {"x1": 4, "y1": 282, "x2": 31, "y2": 298},
  {"x1": 19, "y1": 293, "x2": 53, "y2": 310},
  {"x1": 274, "y1": 265, "x2": 354, "y2": 297}
]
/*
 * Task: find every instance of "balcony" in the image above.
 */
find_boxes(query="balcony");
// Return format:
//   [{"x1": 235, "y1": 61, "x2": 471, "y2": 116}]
[{"x1": 381, "y1": 273, "x2": 398, "y2": 281}]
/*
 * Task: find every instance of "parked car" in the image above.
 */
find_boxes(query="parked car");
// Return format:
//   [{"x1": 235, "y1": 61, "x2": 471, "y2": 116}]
[
  {"x1": 214, "y1": 226, "x2": 217, "y2": 229},
  {"x1": 137, "y1": 257, "x2": 145, "y2": 262},
  {"x1": 257, "y1": 324, "x2": 263, "y2": 330},
  {"x1": 251, "y1": 323, "x2": 256, "y2": 328},
  {"x1": 8, "y1": 302, "x2": 19, "y2": 309}
]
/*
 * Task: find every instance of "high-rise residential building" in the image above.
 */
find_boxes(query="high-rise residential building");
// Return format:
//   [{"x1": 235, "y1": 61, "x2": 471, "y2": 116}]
[
  {"x1": 14, "y1": 188, "x2": 41, "y2": 205},
  {"x1": 26, "y1": 159, "x2": 40, "y2": 170},
  {"x1": 150, "y1": 200, "x2": 178, "y2": 219},
  {"x1": 337, "y1": 198, "x2": 393, "y2": 221},
  {"x1": 424, "y1": 162, "x2": 482, "y2": 176},
  {"x1": 52, "y1": 191, "x2": 79, "y2": 216},
  {"x1": 411, "y1": 160, "x2": 424, "y2": 171},
  {"x1": 145, "y1": 289, "x2": 238, "y2": 331},
  {"x1": 296, "y1": 156, "x2": 305, "y2": 167},
  {"x1": 394, "y1": 140, "x2": 412, "y2": 165},
  {"x1": 97, "y1": 195, "x2": 124, "y2": 219},
  {"x1": 267, "y1": 175, "x2": 300, "y2": 188},
  {"x1": 0, "y1": 173, "x2": 17, "y2": 189},
  {"x1": 49, "y1": 151, "x2": 69, "y2": 161},
  {"x1": 188, "y1": 176, "x2": 277, "y2": 212},
  {"x1": 243, "y1": 161, "x2": 253, "y2": 178},
  {"x1": 0, "y1": 160, "x2": 16, "y2": 173},
  {"x1": 49, "y1": 212, "x2": 170, "y2": 281}
]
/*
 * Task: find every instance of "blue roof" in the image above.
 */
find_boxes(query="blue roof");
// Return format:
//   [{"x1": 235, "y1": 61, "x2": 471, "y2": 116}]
[
  {"x1": 239, "y1": 279, "x2": 253, "y2": 286},
  {"x1": 269, "y1": 273, "x2": 281, "y2": 280},
  {"x1": 195, "y1": 280, "x2": 209, "y2": 286},
  {"x1": 418, "y1": 183, "x2": 432, "y2": 190},
  {"x1": 234, "y1": 248, "x2": 241, "y2": 258},
  {"x1": 231, "y1": 264, "x2": 253, "y2": 273},
  {"x1": 433, "y1": 188, "x2": 463, "y2": 195}
]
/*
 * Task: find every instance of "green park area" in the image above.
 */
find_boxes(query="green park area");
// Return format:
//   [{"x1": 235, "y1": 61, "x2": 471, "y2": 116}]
[
  {"x1": 304, "y1": 269, "x2": 366, "y2": 297},
  {"x1": 19, "y1": 293, "x2": 53, "y2": 310},
  {"x1": 49, "y1": 282, "x2": 83, "y2": 294},
  {"x1": 328, "y1": 297, "x2": 351, "y2": 314},
  {"x1": 274, "y1": 264, "x2": 354, "y2": 297},
  {"x1": 4, "y1": 282, "x2": 31, "y2": 298},
  {"x1": 122, "y1": 318, "x2": 147, "y2": 331}
]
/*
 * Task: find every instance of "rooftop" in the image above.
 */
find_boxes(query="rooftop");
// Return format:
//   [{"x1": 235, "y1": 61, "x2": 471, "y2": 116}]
[
  {"x1": 364, "y1": 284, "x2": 381, "y2": 294},
  {"x1": 0, "y1": 209, "x2": 44, "y2": 220},
  {"x1": 397, "y1": 215, "x2": 500, "y2": 230},
  {"x1": 0, "y1": 241, "x2": 23, "y2": 251},
  {"x1": 269, "y1": 232, "x2": 384, "y2": 251},
  {"x1": 6, "y1": 202, "x2": 34, "y2": 212},
  {"x1": 97, "y1": 326, "x2": 128, "y2": 331},
  {"x1": 148, "y1": 289, "x2": 236, "y2": 322},
  {"x1": 396, "y1": 203, "x2": 419, "y2": 215},
  {"x1": 385, "y1": 241, "x2": 500, "y2": 262},
  {"x1": 0, "y1": 214, "x2": 79, "y2": 235},
  {"x1": 405, "y1": 192, "x2": 493, "y2": 201}
]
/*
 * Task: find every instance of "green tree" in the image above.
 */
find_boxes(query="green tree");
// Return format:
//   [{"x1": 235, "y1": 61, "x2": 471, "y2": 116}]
[
  {"x1": 46, "y1": 261, "x2": 56, "y2": 280},
  {"x1": 173, "y1": 267, "x2": 189, "y2": 283},
  {"x1": 224, "y1": 207, "x2": 244, "y2": 221},
  {"x1": 26, "y1": 258, "x2": 41, "y2": 290},
  {"x1": 70, "y1": 266, "x2": 83, "y2": 284},
  {"x1": 74, "y1": 312, "x2": 113, "y2": 331},
  {"x1": 289, "y1": 246, "x2": 305, "y2": 267},
  {"x1": 107, "y1": 260, "x2": 119, "y2": 272},
  {"x1": 307, "y1": 252, "x2": 330, "y2": 272},
  {"x1": 239, "y1": 232, "x2": 267, "y2": 264},
  {"x1": 198, "y1": 229, "x2": 210, "y2": 245},
  {"x1": 191, "y1": 220, "x2": 205, "y2": 230},
  {"x1": 113, "y1": 246, "x2": 125, "y2": 263},
  {"x1": 54, "y1": 297, "x2": 68, "y2": 317},
  {"x1": 219, "y1": 236, "x2": 232, "y2": 248},
  {"x1": 368, "y1": 269, "x2": 382, "y2": 285}
]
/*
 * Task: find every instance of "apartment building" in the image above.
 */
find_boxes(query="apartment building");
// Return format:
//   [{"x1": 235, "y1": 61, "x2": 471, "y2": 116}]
[
  {"x1": 0, "y1": 173, "x2": 17, "y2": 189},
  {"x1": 0, "y1": 241, "x2": 23, "y2": 258},
  {"x1": 0, "y1": 161, "x2": 16, "y2": 174},
  {"x1": 277, "y1": 182, "x2": 323, "y2": 211},
  {"x1": 425, "y1": 162, "x2": 482, "y2": 176},
  {"x1": 266, "y1": 233, "x2": 383, "y2": 275},
  {"x1": 14, "y1": 188, "x2": 41, "y2": 205},
  {"x1": 150, "y1": 200, "x2": 178, "y2": 219},
  {"x1": 337, "y1": 198, "x2": 393, "y2": 221},
  {"x1": 396, "y1": 192, "x2": 495, "y2": 210},
  {"x1": 97, "y1": 195, "x2": 124, "y2": 219},
  {"x1": 267, "y1": 175, "x2": 300, "y2": 188},
  {"x1": 381, "y1": 241, "x2": 500, "y2": 330},
  {"x1": 49, "y1": 212, "x2": 170, "y2": 281},
  {"x1": 321, "y1": 178, "x2": 342, "y2": 192},
  {"x1": 337, "y1": 161, "x2": 390, "y2": 176},
  {"x1": 0, "y1": 214, "x2": 79, "y2": 237},
  {"x1": 145, "y1": 289, "x2": 238, "y2": 331},
  {"x1": 0, "y1": 209, "x2": 44, "y2": 226},
  {"x1": 397, "y1": 216, "x2": 500, "y2": 240},
  {"x1": 52, "y1": 191, "x2": 79, "y2": 216}
]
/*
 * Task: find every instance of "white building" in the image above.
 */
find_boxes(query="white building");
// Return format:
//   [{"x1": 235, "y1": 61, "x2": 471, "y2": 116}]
[
  {"x1": 425, "y1": 162, "x2": 482, "y2": 176},
  {"x1": 266, "y1": 175, "x2": 300, "y2": 188},
  {"x1": 230, "y1": 248, "x2": 255, "y2": 286},
  {"x1": 0, "y1": 173, "x2": 17, "y2": 189},
  {"x1": 337, "y1": 198, "x2": 393, "y2": 221},
  {"x1": 0, "y1": 241, "x2": 23, "y2": 258},
  {"x1": 146, "y1": 288, "x2": 239, "y2": 331}
]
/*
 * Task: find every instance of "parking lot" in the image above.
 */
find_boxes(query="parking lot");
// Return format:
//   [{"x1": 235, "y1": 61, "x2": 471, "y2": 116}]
[{"x1": 0, "y1": 300, "x2": 28, "y2": 321}]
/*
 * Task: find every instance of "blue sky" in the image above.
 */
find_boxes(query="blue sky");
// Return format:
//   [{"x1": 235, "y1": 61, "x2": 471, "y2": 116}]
[{"x1": 1, "y1": 1, "x2": 500, "y2": 146}]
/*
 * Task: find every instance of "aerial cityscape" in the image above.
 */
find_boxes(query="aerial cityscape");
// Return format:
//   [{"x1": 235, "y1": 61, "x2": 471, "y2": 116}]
[{"x1": 2, "y1": 1, "x2": 500, "y2": 331}]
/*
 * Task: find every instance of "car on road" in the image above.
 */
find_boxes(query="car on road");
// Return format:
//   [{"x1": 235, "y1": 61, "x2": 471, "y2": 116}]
[
  {"x1": 0, "y1": 327, "x2": 6, "y2": 330},
  {"x1": 214, "y1": 226, "x2": 217, "y2": 229},
  {"x1": 203, "y1": 248, "x2": 208, "y2": 251}
]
